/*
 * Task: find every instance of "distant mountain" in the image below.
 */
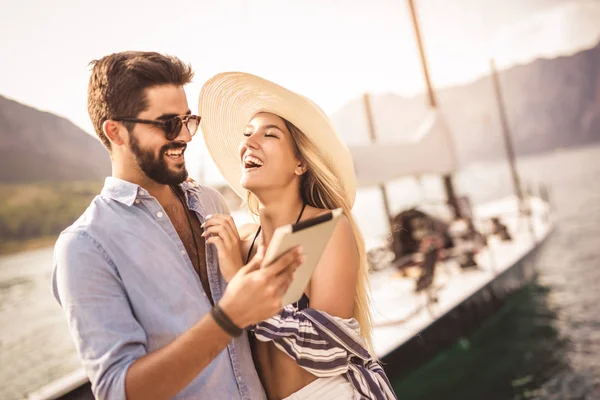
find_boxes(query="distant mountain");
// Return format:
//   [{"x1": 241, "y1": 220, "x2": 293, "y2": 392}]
[
  {"x1": 0, "y1": 96, "x2": 110, "y2": 182},
  {"x1": 331, "y1": 41, "x2": 600, "y2": 165}
]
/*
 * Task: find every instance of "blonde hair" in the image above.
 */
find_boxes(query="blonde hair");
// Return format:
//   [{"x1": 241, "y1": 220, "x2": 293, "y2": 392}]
[{"x1": 246, "y1": 117, "x2": 374, "y2": 350}]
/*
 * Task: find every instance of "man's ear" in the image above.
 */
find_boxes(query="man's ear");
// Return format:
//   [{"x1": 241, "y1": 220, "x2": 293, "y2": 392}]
[{"x1": 102, "y1": 120, "x2": 126, "y2": 147}]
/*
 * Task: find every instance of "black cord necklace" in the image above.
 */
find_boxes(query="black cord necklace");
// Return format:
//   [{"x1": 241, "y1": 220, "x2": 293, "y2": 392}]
[
  {"x1": 170, "y1": 186, "x2": 203, "y2": 282},
  {"x1": 246, "y1": 202, "x2": 307, "y2": 264}
]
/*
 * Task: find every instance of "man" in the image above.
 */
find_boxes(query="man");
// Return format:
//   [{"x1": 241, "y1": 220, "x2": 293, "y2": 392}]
[{"x1": 51, "y1": 51, "x2": 303, "y2": 400}]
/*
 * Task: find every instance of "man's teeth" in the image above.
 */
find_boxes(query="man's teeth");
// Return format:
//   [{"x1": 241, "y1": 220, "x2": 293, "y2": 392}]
[{"x1": 166, "y1": 149, "x2": 184, "y2": 156}]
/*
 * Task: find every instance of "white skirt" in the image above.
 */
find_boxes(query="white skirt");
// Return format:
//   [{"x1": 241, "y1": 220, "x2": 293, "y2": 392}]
[{"x1": 282, "y1": 375, "x2": 359, "y2": 400}]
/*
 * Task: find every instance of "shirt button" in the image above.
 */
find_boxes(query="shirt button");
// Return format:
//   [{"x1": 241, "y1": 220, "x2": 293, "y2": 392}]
[
  {"x1": 180, "y1": 249, "x2": 186, "y2": 255},
  {"x1": 157, "y1": 212, "x2": 164, "y2": 218},
  {"x1": 135, "y1": 199, "x2": 140, "y2": 204}
]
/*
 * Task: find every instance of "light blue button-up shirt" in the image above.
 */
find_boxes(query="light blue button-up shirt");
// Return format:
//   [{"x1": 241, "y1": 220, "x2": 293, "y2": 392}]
[{"x1": 52, "y1": 177, "x2": 265, "y2": 400}]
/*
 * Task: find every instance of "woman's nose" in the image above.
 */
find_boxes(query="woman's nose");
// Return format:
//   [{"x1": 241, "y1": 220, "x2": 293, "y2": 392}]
[{"x1": 242, "y1": 134, "x2": 260, "y2": 149}]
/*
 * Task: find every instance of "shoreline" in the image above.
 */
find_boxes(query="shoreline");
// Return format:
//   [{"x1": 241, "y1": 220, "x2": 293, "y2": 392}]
[{"x1": 0, "y1": 236, "x2": 58, "y2": 256}]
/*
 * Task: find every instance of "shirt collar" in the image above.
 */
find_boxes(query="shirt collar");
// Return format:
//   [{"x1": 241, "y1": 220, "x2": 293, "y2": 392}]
[
  {"x1": 100, "y1": 177, "x2": 144, "y2": 206},
  {"x1": 100, "y1": 177, "x2": 201, "y2": 207}
]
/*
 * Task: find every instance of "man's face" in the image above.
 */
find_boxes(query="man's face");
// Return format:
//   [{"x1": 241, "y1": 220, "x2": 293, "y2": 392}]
[{"x1": 127, "y1": 85, "x2": 192, "y2": 185}]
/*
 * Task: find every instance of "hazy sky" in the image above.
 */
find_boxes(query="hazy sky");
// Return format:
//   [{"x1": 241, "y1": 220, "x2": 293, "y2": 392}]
[{"x1": 1, "y1": 0, "x2": 599, "y2": 182}]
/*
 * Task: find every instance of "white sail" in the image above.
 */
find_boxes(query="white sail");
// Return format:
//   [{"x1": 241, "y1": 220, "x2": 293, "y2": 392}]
[{"x1": 348, "y1": 109, "x2": 458, "y2": 187}]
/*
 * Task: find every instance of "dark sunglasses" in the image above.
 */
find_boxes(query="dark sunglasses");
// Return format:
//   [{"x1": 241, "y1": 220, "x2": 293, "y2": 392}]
[{"x1": 113, "y1": 115, "x2": 201, "y2": 140}]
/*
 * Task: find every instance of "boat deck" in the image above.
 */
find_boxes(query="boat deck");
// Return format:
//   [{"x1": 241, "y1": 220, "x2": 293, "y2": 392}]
[{"x1": 371, "y1": 196, "x2": 552, "y2": 358}]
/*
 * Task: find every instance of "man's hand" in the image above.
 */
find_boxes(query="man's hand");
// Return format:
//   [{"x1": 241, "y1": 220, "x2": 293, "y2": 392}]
[
  {"x1": 219, "y1": 245, "x2": 304, "y2": 328},
  {"x1": 202, "y1": 214, "x2": 244, "y2": 282}
]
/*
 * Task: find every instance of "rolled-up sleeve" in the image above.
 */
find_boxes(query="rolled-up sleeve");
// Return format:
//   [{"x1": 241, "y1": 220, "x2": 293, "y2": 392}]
[{"x1": 52, "y1": 231, "x2": 147, "y2": 400}]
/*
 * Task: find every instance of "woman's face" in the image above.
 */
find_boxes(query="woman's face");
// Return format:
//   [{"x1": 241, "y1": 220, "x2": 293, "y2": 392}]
[{"x1": 238, "y1": 112, "x2": 303, "y2": 194}]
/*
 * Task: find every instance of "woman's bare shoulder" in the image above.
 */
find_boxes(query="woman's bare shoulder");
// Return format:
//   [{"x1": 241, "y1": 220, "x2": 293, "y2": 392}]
[{"x1": 304, "y1": 205, "x2": 333, "y2": 219}]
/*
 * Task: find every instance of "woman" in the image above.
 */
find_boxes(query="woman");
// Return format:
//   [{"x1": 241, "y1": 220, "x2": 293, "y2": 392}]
[{"x1": 198, "y1": 72, "x2": 396, "y2": 400}]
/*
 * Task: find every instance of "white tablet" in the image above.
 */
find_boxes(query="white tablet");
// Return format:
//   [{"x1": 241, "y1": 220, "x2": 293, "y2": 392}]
[{"x1": 263, "y1": 208, "x2": 343, "y2": 306}]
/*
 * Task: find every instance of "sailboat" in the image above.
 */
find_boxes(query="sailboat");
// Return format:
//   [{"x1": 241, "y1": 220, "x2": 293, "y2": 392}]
[{"x1": 355, "y1": 0, "x2": 554, "y2": 379}]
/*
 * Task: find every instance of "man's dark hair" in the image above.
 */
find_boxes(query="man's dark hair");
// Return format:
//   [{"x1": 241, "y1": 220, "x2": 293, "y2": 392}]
[{"x1": 87, "y1": 51, "x2": 194, "y2": 150}]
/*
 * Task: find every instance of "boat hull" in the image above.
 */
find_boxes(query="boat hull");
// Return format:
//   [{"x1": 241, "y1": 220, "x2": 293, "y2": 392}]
[{"x1": 380, "y1": 232, "x2": 546, "y2": 379}]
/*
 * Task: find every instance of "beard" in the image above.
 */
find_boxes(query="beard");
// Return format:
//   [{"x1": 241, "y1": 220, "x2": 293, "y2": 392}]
[{"x1": 129, "y1": 132, "x2": 188, "y2": 185}]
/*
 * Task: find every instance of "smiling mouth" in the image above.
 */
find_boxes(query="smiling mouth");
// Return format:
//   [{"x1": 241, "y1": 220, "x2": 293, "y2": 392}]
[
  {"x1": 243, "y1": 155, "x2": 264, "y2": 170},
  {"x1": 165, "y1": 147, "x2": 185, "y2": 159}
]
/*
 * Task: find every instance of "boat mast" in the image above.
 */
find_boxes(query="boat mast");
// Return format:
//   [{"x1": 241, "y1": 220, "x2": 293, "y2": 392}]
[
  {"x1": 489, "y1": 58, "x2": 525, "y2": 209},
  {"x1": 489, "y1": 58, "x2": 537, "y2": 242},
  {"x1": 363, "y1": 92, "x2": 393, "y2": 232},
  {"x1": 406, "y1": 0, "x2": 461, "y2": 219}
]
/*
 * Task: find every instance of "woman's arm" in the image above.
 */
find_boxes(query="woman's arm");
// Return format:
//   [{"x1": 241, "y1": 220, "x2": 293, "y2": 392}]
[{"x1": 308, "y1": 214, "x2": 359, "y2": 319}]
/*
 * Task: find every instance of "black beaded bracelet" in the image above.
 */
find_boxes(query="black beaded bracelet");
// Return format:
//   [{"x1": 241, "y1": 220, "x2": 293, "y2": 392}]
[{"x1": 211, "y1": 303, "x2": 244, "y2": 337}]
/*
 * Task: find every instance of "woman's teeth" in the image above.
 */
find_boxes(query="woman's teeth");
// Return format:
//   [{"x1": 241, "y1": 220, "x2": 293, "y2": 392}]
[{"x1": 244, "y1": 155, "x2": 263, "y2": 168}]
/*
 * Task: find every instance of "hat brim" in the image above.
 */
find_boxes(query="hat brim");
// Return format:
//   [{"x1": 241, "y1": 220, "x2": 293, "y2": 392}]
[{"x1": 198, "y1": 72, "x2": 356, "y2": 206}]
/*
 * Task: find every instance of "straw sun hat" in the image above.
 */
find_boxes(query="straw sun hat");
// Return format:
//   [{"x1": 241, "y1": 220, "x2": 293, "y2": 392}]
[{"x1": 198, "y1": 72, "x2": 356, "y2": 206}]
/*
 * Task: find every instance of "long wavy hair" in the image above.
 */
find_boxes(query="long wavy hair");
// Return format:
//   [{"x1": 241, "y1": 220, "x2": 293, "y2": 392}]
[{"x1": 246, "y1": 117, "x2": 374, "y2": 349}]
